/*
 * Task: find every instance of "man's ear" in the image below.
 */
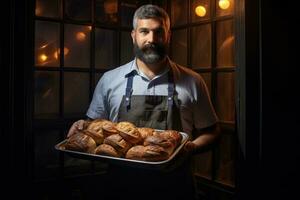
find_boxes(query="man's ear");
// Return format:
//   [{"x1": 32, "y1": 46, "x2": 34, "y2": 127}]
[
  {"x1": 167, "y1": 30, "x2": 171, "y2": 44},
  {"x1": 131, "y1": 30, "x2": 136, "y2": 43}
]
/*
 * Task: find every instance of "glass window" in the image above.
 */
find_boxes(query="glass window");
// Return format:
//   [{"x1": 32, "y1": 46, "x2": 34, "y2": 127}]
[
  {"x1": 65, "y1": 0, "x2": 91, "y2": 21},
  {"x1": 200, "y1": 73, "x2": 211, "y2": 94},
  {"x1": 171, "y1": 0, "x2": 188, "y2": 27},
  {"x1": 35, "y1": 21, "x2": 60, "y2": 67},
  {"x1": 191, "y1": 0, "x2": 211, "y2": 22},
  {"x1": 63, "y1": 72, "x2": 90, "y2": 116},
  {"x1": 216, "y1": 0, "x2": 234, "y2": 17},
  {"x1": 95, "y1": 28, "x2": 118, "y2": 69},
  {"x1": 34, "y1": 71, "x2": 60, "y2": 118},
  {"x1": 96, "y1": 0, "x2": 118, "y2": 25},
  {"x1": 192, "y1": 151, "x2": 212, "y2": 179},
  {"x1": 121, "y1": 0, "x2": 138, "y2": 27},
  {"x1": 216, "y1": 133, "x2": 236, "y2": 186},
  {"x1": 120, "y1": 31, "x2": 134, "y2": 65},
  {"x1": 216, "y1": 19, "x2": 235, "y2": 67},
  {"x1": 171, "y1": 29, "x2": 188, "y2": 66},
  {"x1": 35, "y1": 0, "x2": 61, "y2": 18},
  {"x1": 64, "y1": 24, "x2": 91, "y2": 68},
  {"x1": 191, "y1": 24, "x2": 211, "y2": 68},
  {"x1": 216, "y1": 72, "x2": 235, "y2": 121}
]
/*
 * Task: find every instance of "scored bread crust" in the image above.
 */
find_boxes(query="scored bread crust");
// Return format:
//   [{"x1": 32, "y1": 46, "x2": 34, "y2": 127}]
[
  {"x1": 116, "y1": 122, "x2": 141, "y2": 144},
  {"x1": 94, "y1": 144, "x2": 121, "y2": 157},
  {"x1": 103, "y1": 134, "x2": 132, "y2": 155},
  {"x1": 65, "y1": 132, "x2": 96, "y2": 153}
]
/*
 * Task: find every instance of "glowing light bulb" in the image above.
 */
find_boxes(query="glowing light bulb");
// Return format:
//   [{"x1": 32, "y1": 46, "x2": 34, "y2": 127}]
[
  {"x1": 54, "y1": 47, "x2": 69, "y2": 59},
  {"x1": 195, "y1": 5, "x2": 206, "y2": 17},
  {"x1": 39, "y1": 54, "x2": 48, "y2": 62},
  {"x1": 76, "y1": 32, "x2": 86, "y2": 41},
  {"x1": 219, "y1": 0, "x2": 230, "y2": 10}
]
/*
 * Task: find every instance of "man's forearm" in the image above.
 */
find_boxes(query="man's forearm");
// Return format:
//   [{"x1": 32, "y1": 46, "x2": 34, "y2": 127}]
[{"x1": 191, "y1": 123, "x2": 221, "y2": 153}]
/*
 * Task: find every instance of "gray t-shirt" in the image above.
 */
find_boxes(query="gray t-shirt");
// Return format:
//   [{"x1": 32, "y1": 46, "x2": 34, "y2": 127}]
[{"x1": 87, "y1": 58, "x2": 218, "y2": 137}]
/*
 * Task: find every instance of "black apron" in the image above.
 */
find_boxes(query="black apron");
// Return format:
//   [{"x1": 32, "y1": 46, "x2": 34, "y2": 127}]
[{"x1": 102, "y1": 69, "x2": 196, "y2": 200}]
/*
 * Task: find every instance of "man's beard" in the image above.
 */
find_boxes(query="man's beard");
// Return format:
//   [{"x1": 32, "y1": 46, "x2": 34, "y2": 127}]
[{"x1": 133, "y1": 42, "x2": 168, "y2": 64}]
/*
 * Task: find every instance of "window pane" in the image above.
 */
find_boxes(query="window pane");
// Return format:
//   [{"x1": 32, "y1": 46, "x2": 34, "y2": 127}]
[
  {"x1": 35, "y1": 0, "x2": 61, "y2": 18},
  {"x1": 65, "y1": 0, "x2": 91, "y2": 21},
  {"x1": 216, "y1": 72, "x2": 235, "y2": 121},
  {"x1": 34, "y1": 71, "x2": 60, "y2": 118},
  {"x1": 192, "y1": 151, "x2": 212, "y2": 179},
  {"x1": 35, "y1": 21, "x2": 60, "y2": 67},
  {"x1": 120, "y1": 31, "x2": 134, "y2": 65},
  {"x1": 34, "y1": 130, "x2": 60, "y2": 180},
  {"x1": 216, "y1": 133, "x2": 236, "y2": 186},
  {"x1": 216, "y1": 0, "x2": 234, "y2": 17},
  {"x1": 191, "y1": 24, "x2": 211, "y2": 68},
  {"x1": 121, "y1": 0, "x2": 138, "y2": 27},
  {"x1": 95, "y1": 28, "x2": 118, "y2": 69},
  {"x1": 96, "y1": 0, "x2": 118, "y2": 25},
  {"x1": 191, "y1": 0, "x2": 211, "y2": 22},
  {"x1": 171, "y1": 0, "x2": 188, "y2": 27},
  {"x1": 216, "y1": 20, "x2": 235, "y2": 67},
  {"x1": 64, "y1": 72, "x2": 89, "y2": 116},
  {"x1": 64, "y1": 24, "x2": 91, "y2": 68},
  {"x1": 200, "y1": 73, "x2": 211, "y2": 94},
  {"x1": 171, "y1": 29, "x2": 187, "y2": 66}
]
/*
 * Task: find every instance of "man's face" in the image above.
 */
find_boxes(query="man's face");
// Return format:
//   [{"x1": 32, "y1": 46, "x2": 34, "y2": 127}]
[{"x1": 131, "y1": 18, "x2": 170, "y2": 64}]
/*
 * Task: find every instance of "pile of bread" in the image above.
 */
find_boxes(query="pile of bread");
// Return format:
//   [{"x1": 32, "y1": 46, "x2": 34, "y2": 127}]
[{"x1": 62, "y1": 119, "x2": 182, "y2": 162}]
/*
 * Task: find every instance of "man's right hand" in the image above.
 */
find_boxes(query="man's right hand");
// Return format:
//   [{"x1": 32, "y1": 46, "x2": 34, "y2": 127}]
[{"x1": 67, "y1": 119, "x2": 86, "y2": 138}]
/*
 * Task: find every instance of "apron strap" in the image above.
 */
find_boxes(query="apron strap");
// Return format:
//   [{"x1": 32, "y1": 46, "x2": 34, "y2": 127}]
[
  {"x1": 124, "y1": 69, "x2": 175, "y2": 110},
  {"x1": 167, "y1": 71, "x2": 175, "y2": 109},
  {"x1": 125, "y1": 72, "x2": 135, "y2": 110}
]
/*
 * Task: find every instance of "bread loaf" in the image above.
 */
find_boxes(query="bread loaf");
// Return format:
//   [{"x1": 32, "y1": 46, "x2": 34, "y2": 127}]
[
  {"x1": 104, "y1": 134, "x2": 132, "y2": 155},
  {"x1": 116, "y1": 122, "x2": 142, "y2": 144},
  {"x1": 64, "y1": 132, "x2": 96, "y2": 153},
  {"x1": 94, "y1": 144, "x2": 121, "y2": 157}
]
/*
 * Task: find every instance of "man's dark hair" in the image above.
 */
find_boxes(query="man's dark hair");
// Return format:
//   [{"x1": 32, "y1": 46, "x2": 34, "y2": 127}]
[{"x1": 132, "y1": 4, "x2": 170, "y2": 30}]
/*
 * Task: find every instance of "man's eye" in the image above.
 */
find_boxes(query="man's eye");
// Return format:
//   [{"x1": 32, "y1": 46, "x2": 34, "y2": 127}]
[{"x1": 140, "y1": 30, "x2": 148, "y2": 34}]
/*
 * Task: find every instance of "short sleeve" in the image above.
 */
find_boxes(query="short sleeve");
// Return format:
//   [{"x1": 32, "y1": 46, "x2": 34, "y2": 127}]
[
  {"x1": 86, "y1": 74, "x2": 109, "y2": 119},
  {"x1": 192, "y1": 75, "x2": 219, "y2": 130}
]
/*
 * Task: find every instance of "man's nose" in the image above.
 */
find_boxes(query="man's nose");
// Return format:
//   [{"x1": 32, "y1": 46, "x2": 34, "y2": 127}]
[{"x1": 147, "y1": 31, "x2": 158, "y2": 43}]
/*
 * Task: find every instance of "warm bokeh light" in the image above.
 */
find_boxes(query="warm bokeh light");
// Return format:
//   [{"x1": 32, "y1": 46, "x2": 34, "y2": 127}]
[
  {"x1": 54, "y1": 47, "x2": 70, "y2": 59},
  {"x1": 76, "y1": 32, "x2": 86, "y2": 41},
  {"x1": 35, "y1": 6, "x2": 41, "y2": 16},
  {"x1": 104, "y1": 0, "x2": 118, "y2": 14},
  {"x1": 219, "y1": 0, "x2": 230, "y2": 10},
  {"x1": 87, "y1": 26, "x2": 92, "y2": 31},
  {"x1": 39, "y1": 54, "x2": 48, "y2": 62},
  {"x1": 195, "y1": 5, "x2": 206, "y2": 17}
]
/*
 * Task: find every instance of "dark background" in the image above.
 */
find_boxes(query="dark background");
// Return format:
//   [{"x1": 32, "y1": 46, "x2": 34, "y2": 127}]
[{"x1": 1, "y1": 0, "x2": 294, "y2": 199}]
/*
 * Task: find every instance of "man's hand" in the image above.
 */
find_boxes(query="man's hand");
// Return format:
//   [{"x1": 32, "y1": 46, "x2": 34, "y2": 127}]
[
  {"x1": 67, "y1": 119, "x2": 86, "y2": 138},
  {"x1": 184, "y1": 141, "x2": 197, "y2": 153}
]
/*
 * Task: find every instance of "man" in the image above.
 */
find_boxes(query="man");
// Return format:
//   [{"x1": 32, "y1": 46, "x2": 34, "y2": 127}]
[{"x1": 68, "y1": 4, "x2": 220, "y2": 200}]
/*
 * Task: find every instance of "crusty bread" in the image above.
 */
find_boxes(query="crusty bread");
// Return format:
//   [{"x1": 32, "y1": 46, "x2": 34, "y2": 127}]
[
  {"x1": 157, "y1": 130, "x2": 182, "y2": 147},
  {"x1": 143, "y1": 145, "x2": 169, "y2": 161},
  {"x1": 102, "y1": 122, "x2": 119, "y2": 137},
  {"x1": 125, "y1": 145, "x2": 169, "y2": 161},
  {"x1": 82, "y1": 129, "x2": 104, "y2": 145},
  {"x1": 125, "y1": 145, "x2": 145, "y2": 160},
  {"x1": 143, "y1": 135, "x2": 175, "y2": 156},
  {"x1": 103, "y1": 134, "x2": 132, "y2": 155},
  {"x1": 94, "y1": 144, "x2": 121, "y2": 157},
  {"x1": 64, "y1": 132, "x2": 96, "y2": 153},
  {"x1": 137, "y1": 127, "x2": 155, "y2": 140},
  {"x1": 116, "y1": 122, "x2": 141, "y2": 144}
]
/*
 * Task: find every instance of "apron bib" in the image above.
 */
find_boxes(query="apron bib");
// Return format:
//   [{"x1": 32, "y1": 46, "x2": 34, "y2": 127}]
[{"x1": 106, "y1": 69, "x2": 195, "y2": 199}]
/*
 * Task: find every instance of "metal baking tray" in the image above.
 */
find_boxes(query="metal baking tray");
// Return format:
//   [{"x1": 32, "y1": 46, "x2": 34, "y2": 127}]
[{"x1": 55, "y1": 130, "x2": 189, "y2": 170}]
